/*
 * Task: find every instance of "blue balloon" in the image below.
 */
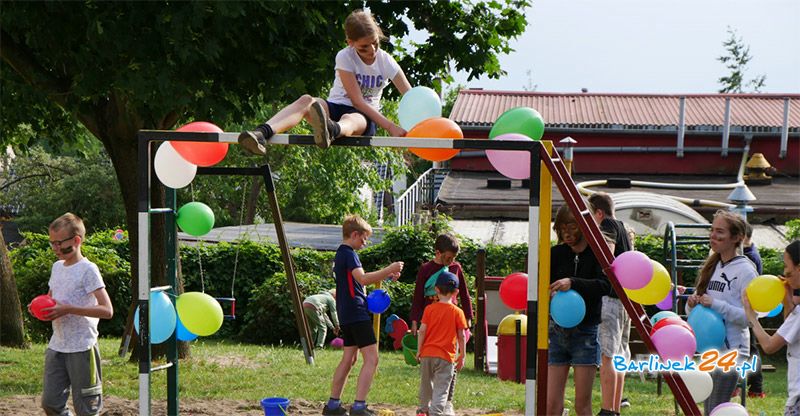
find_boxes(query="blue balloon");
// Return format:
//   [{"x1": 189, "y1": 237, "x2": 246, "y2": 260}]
[
  {"x1": 651, "y1": 310, "x2": 680, "y2": 325},
  {"x1": 384, "y1": 314, "x2": 399, "y2": 333},
  {"x1": 176, "y1": 315, "x2": 198, "y2": 342},
  {"x1": 398, "y1": 86, "x2": 442, "y2": 130},
  {"x1": 367, "y1": 289, "x2": 391, "y2": 314},
  {"x1": 134, "y1": 291, "x2": 177, "y2": 344},
  {"x1": 550, "y1": 290, "x2": 586, "y2": 328},
  {"x1": 766, "y1": 303, "x2": 783, "y2": 318},
  {"x1": 687, "y1": 305, "x2": 726, "y2": 353}
]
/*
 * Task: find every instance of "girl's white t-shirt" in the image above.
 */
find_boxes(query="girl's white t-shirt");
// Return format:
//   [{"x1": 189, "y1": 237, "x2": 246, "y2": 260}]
[
  {"x1": 777, "y1": 305, "x2": 800, "y2": 407},
  {"x1": 48, "y1": 258, "x2": 105, "y2": 353},
  {"x1": 327, "y1": 47, "x2": 401, "y2": 111}
]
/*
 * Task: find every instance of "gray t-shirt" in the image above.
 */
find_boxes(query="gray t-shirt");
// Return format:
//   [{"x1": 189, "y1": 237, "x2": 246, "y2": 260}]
[
  {"x1": 328, "y1": 47, "x2": 401, "y2": 111},
  {"x1": 48, "y1": 258, "x2": 105, "y2": 353}
]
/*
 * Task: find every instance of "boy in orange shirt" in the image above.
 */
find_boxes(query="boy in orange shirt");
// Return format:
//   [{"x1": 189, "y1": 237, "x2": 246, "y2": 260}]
[{"x1": 416, "y1": 271, "x2": 467, "y2": 416}]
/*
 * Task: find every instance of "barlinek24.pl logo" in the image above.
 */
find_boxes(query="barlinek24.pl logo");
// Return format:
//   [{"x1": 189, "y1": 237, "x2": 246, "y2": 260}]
[{"x1": 613, "y1": 350, "x2": 758, "y2": 378}]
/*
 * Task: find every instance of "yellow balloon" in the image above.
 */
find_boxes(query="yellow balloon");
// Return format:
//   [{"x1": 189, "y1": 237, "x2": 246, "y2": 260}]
[
  {"x1": 746, "y1": 275, "x2": 784, "y2": 313},
  {"x1": 624, "y1": 260, "x2": 671, "y2": 305},
  {"x1": 176, "y1": 292, "x2": 223, "y2": 336}
]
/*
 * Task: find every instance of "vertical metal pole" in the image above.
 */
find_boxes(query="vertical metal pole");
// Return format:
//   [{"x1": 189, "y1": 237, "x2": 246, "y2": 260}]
[
  {"x1": 677, "y1": 96, "x2": 686, "y2": 158},
  {"x1": 474, "y1": 249, "x2": 486, "y2": 372},
  {"x1": 262, "y1": 164, "x2": 315, "y2": 364},
  {"x1": 781, "y1": 97, "x2": 790, "y2": 159},
  {"x1": 722, "y1": 97, "x2": 731, "y2": 157},
  {"x1": 165, "y1": 187, "x2": 179, "y2": 415},
  {"x1": 525, "y1": 142, "x2": 541, "y2": 415},
  {"x1": 136, "y1": 135, "x2": 152, "y2": 416}
]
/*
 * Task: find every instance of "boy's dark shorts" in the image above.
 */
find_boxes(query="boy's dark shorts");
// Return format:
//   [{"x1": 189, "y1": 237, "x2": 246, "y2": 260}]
[
  {"x1": 340, "y1": 320, "x2": 377, "y2": 348},
  {"x1": 326, "y1": 101, "x2": 377, "y2": 136}
]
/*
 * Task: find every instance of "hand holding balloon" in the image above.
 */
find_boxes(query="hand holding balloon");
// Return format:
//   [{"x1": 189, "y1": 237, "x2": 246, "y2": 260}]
[{"x1": 549, "y1": 278, "x2": 572, "y2": 297}]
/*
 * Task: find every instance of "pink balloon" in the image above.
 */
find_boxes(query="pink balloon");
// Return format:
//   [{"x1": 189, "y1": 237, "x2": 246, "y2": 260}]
[
  {"x1": 611, "y1": 251, "x2": 653, "y2": 290},
  {"x1": 486, "y1": 133, "x2": 534, "y2": 180},
  {"x1": 651, "y1": 324, "x2": 696, "y2": 362},
  {"x1": 656, "y1": 289, "x2": 674, "y2": 310}
]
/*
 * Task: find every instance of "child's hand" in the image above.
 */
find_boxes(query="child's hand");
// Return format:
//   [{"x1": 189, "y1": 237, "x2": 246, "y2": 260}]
[
  {"x1": 549, "y1": 278, "x2": 571, "y2": 297},
  {"x1": 687, "y1": 294, "x2": 699, "y2": 308},
  {"x1": 388, "y1": 125, "x2": 407, "y2": 138},
  {"x1": 42, "y1": 302, "x2": 70, "y2": 320},
  {"x1": 415, "y1": 352, "x2": 421, "y2": 362},
  {"x1": 387, "y1": 261, "x2": 404, "y2": 279},
  {"x1": 410, "y1": 321, "x2": 418, "y2": 336},
  {"x1": 456, "y1": 354, "x2": 465, "y2": 371},
  {"x1": 741, "y1": 292, "x2": 757, "y2": 322}
]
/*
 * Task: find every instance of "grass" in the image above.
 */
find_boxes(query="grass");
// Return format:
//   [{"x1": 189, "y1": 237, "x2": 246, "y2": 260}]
[{"x1": 0, "y1": 337, "x2": 788, "y2": 415}]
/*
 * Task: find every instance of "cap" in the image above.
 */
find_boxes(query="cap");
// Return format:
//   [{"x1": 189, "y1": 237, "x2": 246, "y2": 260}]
[{"x1": 436, "y1": 270, "x2": 459, "y2": 290}]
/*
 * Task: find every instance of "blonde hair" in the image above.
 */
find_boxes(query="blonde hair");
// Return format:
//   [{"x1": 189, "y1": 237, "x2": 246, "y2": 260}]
[
  {"x1": 49, "y1": 212, "x2": 86, "y2": 238},
  {"x1": 342, "y1": 214, "x2": 372, "y2": 238},
  {"x1": 696, "y1": 210, "x2": 747, "y2": 295},
  {"x1": 344, "y1": 9, "x2": 385, "y2": 42}
]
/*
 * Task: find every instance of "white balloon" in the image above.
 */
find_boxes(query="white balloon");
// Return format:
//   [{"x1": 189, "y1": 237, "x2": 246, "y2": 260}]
[
  {"x1": 679, "y1": 370, "x2": 713, "y2": 403},
  {"x1": 398, "y1": 86, "x2": 442, "y2": 130},
  {"x1": 155, "y1": 141, "x2": 197, "y2": 189},
  {"x1": 709, "y1": 402, "x2": 748, "y2": 416}
]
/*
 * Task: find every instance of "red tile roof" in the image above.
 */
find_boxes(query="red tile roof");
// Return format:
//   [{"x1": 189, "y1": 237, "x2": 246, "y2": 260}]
[{"x1": 450, "y1": 90, "x2": 800, "y2": 131}]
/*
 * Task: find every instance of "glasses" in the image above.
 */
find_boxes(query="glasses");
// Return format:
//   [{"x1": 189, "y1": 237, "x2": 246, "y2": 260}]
[{"x1": 49, "y1": 236, "x2": 75, "y2": 248}]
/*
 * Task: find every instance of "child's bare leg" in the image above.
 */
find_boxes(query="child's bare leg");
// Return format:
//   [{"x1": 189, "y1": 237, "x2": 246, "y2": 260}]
[
  {"x1": 266, "y1": 94, "x2": 316, "y2": 134},
  {"x1": 354, "y1": 344, "x2": 379, "y2": 401},
  {"x1": 336, "y1": 113, "x2": 368, "y2": 136},
  {"x1": 330, "y1": 347, "x2": 359, "y2": 399}
]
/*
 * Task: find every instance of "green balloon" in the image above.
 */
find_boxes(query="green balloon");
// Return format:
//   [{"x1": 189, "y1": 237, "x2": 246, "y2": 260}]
[
  {"x1": 176, "y1": 292, "x2": 223, "y2": 336},
  {"x1": 176, "y1": 202, "x2": 215, "y2": 236},
  {"x1": 489, "y1": 107, "x2": 545, "y2": 140}
]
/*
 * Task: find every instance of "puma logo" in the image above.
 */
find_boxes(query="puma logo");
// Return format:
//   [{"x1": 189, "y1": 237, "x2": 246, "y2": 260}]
[
  {"x1": 720, "y1": 272, "x2": 738, "y2": 290},
  {"x1": 707, "y1": 272, "x2": 738, "y2": 293}
]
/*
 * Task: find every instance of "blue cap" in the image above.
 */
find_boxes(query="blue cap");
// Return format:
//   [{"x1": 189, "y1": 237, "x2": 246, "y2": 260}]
[{"x1": 436, "y1": 270, "x2": 459, "y2": 289}]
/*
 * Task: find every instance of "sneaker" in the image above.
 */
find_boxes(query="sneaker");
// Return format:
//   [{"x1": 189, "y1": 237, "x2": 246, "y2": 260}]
[
  {"x1": 348, "y1": 406, "x2": 375, "y2": 416},
  {"x1": 620, "y1": 398, "x2": 631, "y2": 408},
  {"x1": 308, "y1": 99, "x2": 332, "y2": 149},
  {"x1": 443, "y1": 401, "x2": 455, "y2": 416},
  {"x1": 322, "y1": 404, "x2": 348, "y2": 415},
  {"x1": 238, "y1": 130, "x2": 267, "y2": 156},
  {"x1": 748, "y1": 391, "x2": 766, "y2": 398}
]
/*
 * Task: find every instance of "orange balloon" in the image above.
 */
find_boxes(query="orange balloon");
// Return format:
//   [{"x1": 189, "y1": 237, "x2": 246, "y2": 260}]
[
  {"x1": 171, "y1": 122, "x2": 228, "y2": 167},
  {"x1": 406, "y1": 117, "x2": 462, "y2": 162}
]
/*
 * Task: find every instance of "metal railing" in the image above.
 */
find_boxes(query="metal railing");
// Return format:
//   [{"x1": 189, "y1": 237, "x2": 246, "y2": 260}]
[{"x1": 394, "y1": 168, "x2": 446, "y2": 227}]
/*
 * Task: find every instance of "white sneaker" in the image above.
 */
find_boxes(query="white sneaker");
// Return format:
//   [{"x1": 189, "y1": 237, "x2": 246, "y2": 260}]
[{"x1": 443, "y1": 401, "x2": 455, "y2": 416}]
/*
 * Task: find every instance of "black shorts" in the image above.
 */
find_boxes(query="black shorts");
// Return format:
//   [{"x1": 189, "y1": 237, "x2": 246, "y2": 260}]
[
  {"x1": 340, "y1": 320, "x2": 376, "y2": 348},
  {"x1": 326, "y1": 101, "x2": 377, "y2": 136}
]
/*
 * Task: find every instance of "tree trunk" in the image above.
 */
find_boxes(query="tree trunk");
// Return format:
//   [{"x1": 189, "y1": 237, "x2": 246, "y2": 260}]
[{"x1": 0, "y1": 224, "x2": 28, "y2": 348}]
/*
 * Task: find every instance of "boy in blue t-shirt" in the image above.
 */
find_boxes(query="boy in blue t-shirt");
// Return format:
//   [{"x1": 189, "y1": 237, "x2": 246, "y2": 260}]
[{"x1": 324, "y1": 214, "x2": 404, "y2": 416}]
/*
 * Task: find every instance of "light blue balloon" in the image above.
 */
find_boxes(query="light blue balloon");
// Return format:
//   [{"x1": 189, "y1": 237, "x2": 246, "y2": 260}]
[
  {"x1": 134, "y1": 291, "x2": 177, "y2": 344},
  {"x1": 176, "y1": 315, "x2": 198, "y2": 342},
  {"x1": 766, "y1": 303, "x2": 783, "y2": 318},
  {"x1": 398, "y1": 86, "x2": 442, "y2": 130},
  {"x1": 687, "y1": 305, "x2": 726, "y2": 353},
  {"x1": 651, "y1": 310, "x2": 680, "y2": 325},
  {"x1": 550, "y1": 289, "x2": 586, "y2": 328}
]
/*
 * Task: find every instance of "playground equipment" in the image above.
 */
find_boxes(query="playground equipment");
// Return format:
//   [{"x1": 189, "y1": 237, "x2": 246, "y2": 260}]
[{"x1": 136, "y1": 129, "x2": 701, "y2": 415}]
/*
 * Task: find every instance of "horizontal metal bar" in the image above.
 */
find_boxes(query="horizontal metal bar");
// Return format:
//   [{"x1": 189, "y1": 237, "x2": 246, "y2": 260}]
[
  {"x1": 138, "y1": 130, "x2": 239, "y2": 143},
  {"x1": 151, "y1": 362, "x2": 174, "y2": 372},
  {"x1": 150, "y1": 285, "x2": 172, "y2": 292},
  {"x1": 148, "y1": 208, "x2": 174, "y2": 214}
]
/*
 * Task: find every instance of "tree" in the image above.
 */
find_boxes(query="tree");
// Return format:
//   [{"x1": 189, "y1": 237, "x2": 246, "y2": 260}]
[
  {"x1": 1, "y1": 1, "x2": 529, "y2": 355},
  {"x1": 0, "y1": 226, "x2": 27, "y2": 348},
  {"x1": 717, "y1": 27, "x2": 767, "y2": 93}
]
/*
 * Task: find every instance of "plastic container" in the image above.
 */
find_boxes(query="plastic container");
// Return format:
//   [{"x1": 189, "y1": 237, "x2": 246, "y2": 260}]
[
  {"x1": 401, "y1": 333, "x2": 419, "y2": 366},
  {"x1": 496, "y1": 313, "x2": 527, "y2": 383},
  {"x1": 260, "y1": 397, "x2": 290, "y2": 416}
]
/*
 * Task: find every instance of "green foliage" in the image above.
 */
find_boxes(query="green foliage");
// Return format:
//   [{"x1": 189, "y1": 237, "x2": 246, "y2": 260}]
[
  {"x1": 0, "y1": 147, "x2": 125, "y2": 233},
  {"x1": 717, "y1": 27, "x2": 767, "y2": 93},
  {"x1": 760, "y1": 246, "x2": 786, "y2": 276},
  {"x1": 785, "y1": 218, "x2": 800, "y2": 241}
]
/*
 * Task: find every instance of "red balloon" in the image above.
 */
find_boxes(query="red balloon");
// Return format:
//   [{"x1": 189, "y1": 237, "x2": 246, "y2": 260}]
[
  {"x1": 499, "y1": 272, "x2": 528, "y2": 310},
  {"x1": 171, "y1": 121, "x2": 228, "y2": 166},
  {"x1": 650, "y1": 316, "x2": 694, "y2": 337},
  {"x1": 30, "y1": 294, "x2": 56, "y2": 320},
  {"x1": 406, "y1": 117, "x2": 462, "y2": 162}
]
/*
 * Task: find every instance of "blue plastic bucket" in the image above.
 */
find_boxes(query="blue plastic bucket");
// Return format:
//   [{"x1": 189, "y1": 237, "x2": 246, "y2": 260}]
[{"x1": 260, "y1": 397, "x2": 290, "y2": 416}]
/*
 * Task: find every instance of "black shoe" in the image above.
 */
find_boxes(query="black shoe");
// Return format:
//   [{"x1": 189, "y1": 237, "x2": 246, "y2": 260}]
[
  {"x1": 348, "y1": 406, "x2": 375, "y2": 416},
  {"x1": 308, "y1": 99, "x2": 332, "y2": 149},
  {"x1": 238, "y1": 130, "x2": 267, "y2": 156},
  {"x1": 620, "y1": 397, "x2": 630, "y2": 408},
  {"x1": 322, "y1": 404, "x2": 348, "y2": 415}
]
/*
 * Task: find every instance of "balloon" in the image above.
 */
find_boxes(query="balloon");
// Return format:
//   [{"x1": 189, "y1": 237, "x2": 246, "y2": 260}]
[
  {"x1": 486, "y1": 133, "x2": 535, "y2": 180},
  {"x1": 176, "y1": 292, "x2": 224, "y2": 336},
  {"x1": 655, "y1": 288, "x2": 674, "y2": 310},
  {"x1": 650, "y1": 310, "x2": 679, "y2": 325},
  {"x1": 489, "y1": 107, "x2": 545, "y2": 141},
  {"x1": 746, "y1": 274, "x2": 784, "y2": 312},
  {"x1": 651, "y1": 324, "x2": 696, "y2": 362},
  {"x1": 30, "y1": 295, "x2": 56, "y2": 320},
  {"x1": 679, "y1": 370, "x2": 713, "y2": 403},
  {"x1": 499, "y1": 272, "x2": 528, "y2": 310},
  {"x1": 766, "y1": 302, "x2": 783, "y2": 318},
  {"x1": 611, "y1": 251, "x2": 653, "y2": 290},
  {"x1": 687, "y1": 305, "x2": 726, "y2": 353},
  {"x1": 550, "y1": 289, "x2": 586, "y2": 328},
  {"x1": 134, "y1": 291, "x2": 177, "y2": 344},
  {"x1": 175, "y1": 315, "x2": 198, "y2": 342},
  {"x1": 709, "y1": 402, "x2": 748, "y2": 416},
  {"x1": 367, "y1": 289, "x2": 391, "y2": 314},
  {"x1": 406, "y1": 117, "x2": 462, "y2": 162},
  {"x1": 398, "y1": 86, "x2": 442, "y2": 130},
  {"x1": 650, "y1": 317, "x2": 694, "y2": 337},
  {"x1": 171, "y1": 122, "x2": 228, "y2": 167},
  {"x1": 176, "y1": 202, "x2": 215, "y2": 236},
  {"x1": 624, "y1": 260, "x2": 670, "y2": 305},
  {"x1": 155, "y1": 141, "x2": 197, "y2": 189},
  {"x1": 330, "y1": 337, "x2": 344, "y2": 349}
]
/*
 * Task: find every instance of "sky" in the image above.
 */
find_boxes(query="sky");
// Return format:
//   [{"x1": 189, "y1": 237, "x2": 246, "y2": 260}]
[{"x1": 448, "y1": 0, "x2": 800, "y2": 94}]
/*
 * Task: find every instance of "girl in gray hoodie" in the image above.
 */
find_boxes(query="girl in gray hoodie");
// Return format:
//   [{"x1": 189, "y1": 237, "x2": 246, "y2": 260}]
[{"x1": 686, "y1": 210, "x2": 757, "y2": 416}]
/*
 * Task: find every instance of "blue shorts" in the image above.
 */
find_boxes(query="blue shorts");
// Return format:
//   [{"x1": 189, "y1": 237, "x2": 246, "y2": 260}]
[
  {"x1": 326, "y1": 101, "x2": 377, "y2": 136},
  {"x1": 548, "y1": 320, "x2": 600, "y2": 366}
]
